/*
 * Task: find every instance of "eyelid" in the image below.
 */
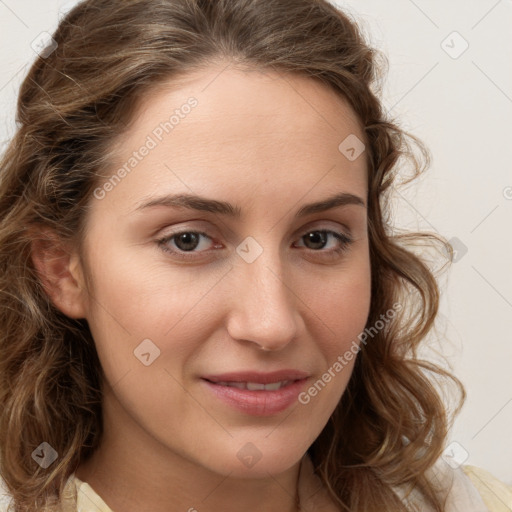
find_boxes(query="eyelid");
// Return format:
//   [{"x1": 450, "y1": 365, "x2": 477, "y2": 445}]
[
  {"x1": 157, "y1": 219, "x2": 353, "y2": 246},
  {"x1": 297, "y1": 219, "x2": 353, "y2": 238}
]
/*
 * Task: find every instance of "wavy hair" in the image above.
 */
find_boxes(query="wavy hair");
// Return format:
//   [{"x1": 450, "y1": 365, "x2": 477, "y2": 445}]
[{"x1": 0, "y1": 0, "x2": 464, "y2": 510}]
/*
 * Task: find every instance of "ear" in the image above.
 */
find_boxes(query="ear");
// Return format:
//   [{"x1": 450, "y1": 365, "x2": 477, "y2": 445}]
[{"x1": 30, "y1": 227, "x2": 88, "y2": 319}]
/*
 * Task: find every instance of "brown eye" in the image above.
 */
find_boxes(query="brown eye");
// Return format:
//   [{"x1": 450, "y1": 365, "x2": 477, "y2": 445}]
[
  {"x1": 303, "y1": 231, "x2": 329, "y2": 250},
  {"x1": 173, "y1": 232, "x2": 202, "y2": 251},
  {"x1": 157, "y1": 230, "x2": 216, "y2": 260},
  {"x1": 294, "y1": 229, "x2": 354, "y2": 260}
]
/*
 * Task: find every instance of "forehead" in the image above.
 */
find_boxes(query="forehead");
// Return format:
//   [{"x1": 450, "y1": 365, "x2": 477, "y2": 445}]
[
  {"x1": 127, "y1": 62, "x2": 365, "y2": 147},
  {"x1": 97, "y1": 62, "x2": 368, "y2": 214}
]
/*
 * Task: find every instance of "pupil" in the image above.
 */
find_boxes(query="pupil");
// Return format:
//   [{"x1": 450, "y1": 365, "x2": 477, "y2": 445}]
[
  {"x1": 176, "y1": 233, "x2": 199, "y2": 251},
  {"x1": 306, "y1": 231, "x2": 326, "y2": 250}
]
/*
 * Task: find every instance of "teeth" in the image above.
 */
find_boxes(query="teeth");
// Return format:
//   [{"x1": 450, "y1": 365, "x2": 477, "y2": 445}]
[
  {"x1": 217, "y1": 381, "x2": 246, "y2": 389},
  {"x1": 215, "y1": 380, "x2": 291, "y2": 390},
  {"x1": 262, "y1": 381, "x2": 286, "y2": 391},
  {"x1": 246, "y1": 382, "x2": 266, "y2": 391}
]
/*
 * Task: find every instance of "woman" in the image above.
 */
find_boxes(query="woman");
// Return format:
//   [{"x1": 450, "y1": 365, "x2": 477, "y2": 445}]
[{"x1": 0, "y1": 0, "x2": 510, "y2": 511}]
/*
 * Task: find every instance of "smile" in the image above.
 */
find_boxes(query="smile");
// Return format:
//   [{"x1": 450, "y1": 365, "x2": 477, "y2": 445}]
[
  {"x1": 201, "y1": 373, "x2": 310, "y2": 416},
  {"x1": 212, "y1": 380, "x2": 293, "y2": 391}
]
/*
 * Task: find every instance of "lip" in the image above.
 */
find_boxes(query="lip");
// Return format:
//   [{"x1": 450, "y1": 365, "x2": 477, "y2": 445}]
[{"x1": 201, "y1": 370, "x2": 310, "y2": 416}]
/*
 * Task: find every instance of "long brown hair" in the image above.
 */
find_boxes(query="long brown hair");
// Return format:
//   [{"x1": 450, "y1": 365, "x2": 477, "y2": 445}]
[{"x1": 0, "y1": 0, "x2": 464, "y2": 510}]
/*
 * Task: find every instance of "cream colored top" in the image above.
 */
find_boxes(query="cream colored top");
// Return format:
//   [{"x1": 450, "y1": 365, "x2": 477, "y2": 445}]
[{"x1": 1, "y1": 456, "x2": 511, "y2": 511}]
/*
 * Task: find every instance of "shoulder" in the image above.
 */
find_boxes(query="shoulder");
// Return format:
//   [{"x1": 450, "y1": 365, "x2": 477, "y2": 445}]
[
  {"x1": 0, "y1": 472, "x2": 79, "y2": 512},
  {"x1": 462, "y1": 465, "x2": 512, "y2": 512},
  {"x1": 425, "y1": 457, "x2": 512, "y2": 512},
  {"x1": 393, "y1": 456, "x2": 509, "y2": 511},
  {"x1": 0, "y1": 474, "x2": 12, "y2": 511}
]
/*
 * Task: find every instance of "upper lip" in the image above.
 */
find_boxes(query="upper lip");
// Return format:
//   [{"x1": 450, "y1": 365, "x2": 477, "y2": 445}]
[{"x1": 202, "y1": 370, "x2": 309, "y2": 384}]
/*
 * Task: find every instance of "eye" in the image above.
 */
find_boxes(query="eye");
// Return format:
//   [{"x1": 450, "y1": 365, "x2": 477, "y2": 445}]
[
  {"x1": 294, "y1": 229, "x2": 354, "y2": 258},
  {"x1": 157, "y1": 230, "x2": 217, "y2": 260}
]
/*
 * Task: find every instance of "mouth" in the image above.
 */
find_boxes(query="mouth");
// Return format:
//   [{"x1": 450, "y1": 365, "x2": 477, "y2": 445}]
[{"x1": 200, "y1": 370, "x2": 310, "y2": 416}]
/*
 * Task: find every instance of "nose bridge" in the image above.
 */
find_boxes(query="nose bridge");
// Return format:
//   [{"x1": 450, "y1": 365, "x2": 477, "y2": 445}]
[{"x1": 226, "y1": 237, "x2": 300, "y2": 350}]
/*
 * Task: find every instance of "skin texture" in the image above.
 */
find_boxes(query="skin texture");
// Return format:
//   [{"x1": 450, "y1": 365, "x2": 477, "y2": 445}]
[{"x1": 33, "y1": 61, "x2": 371, "y2": 512}]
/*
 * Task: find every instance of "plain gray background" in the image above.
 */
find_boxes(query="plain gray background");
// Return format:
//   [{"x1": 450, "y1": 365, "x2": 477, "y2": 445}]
[{"x1": 0, "y1": 0, "x2": 511, "y2": 484}]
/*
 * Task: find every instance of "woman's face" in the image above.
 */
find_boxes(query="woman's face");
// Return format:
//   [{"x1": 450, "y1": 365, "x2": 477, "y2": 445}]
[{"x1": 75, "y1": 62, "x2": 371, "y2": 478}]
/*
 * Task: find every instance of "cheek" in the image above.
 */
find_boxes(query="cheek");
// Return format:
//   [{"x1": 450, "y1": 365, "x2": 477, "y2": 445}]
[
  {"x1": 81, "y1": 251, "x2": 221, "y2": 433},
  {"x1": 83, "y1": 243, "x2": 225, "y2": 338},
  {"x1": 81, "y1": 244, "x2": 228, "y2": 392},
  {"x1": 307, "y1": 258, "x2": 372, "y2": 356},
  {"x1": 296, "y1": 268, "x2": 371, "y2": 418}
]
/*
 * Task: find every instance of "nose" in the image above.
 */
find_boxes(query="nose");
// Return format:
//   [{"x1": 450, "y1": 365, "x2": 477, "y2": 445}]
[{"x1": 225, "y1": 246, "x2": 302, "y2": 352}]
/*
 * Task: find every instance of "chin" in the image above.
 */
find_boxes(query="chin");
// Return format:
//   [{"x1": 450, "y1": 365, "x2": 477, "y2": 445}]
[{"x1": 197, "y1": 433, "x2": 313, "y2": 479}]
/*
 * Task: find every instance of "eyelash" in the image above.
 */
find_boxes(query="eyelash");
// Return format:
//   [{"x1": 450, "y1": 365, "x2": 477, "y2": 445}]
[{"x1": 156, "y1": 228, "x2": 354, "y2": 261}]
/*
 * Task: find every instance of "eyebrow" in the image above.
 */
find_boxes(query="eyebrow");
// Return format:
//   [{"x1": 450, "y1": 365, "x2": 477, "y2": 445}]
[{"x1": 134, "y1": 191, "x2": 366, "y2": 217}]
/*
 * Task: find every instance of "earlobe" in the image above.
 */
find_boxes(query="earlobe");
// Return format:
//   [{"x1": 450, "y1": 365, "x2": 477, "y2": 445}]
[{"x1": 30, "y1": 228, "x2": 88, "y2": 319}]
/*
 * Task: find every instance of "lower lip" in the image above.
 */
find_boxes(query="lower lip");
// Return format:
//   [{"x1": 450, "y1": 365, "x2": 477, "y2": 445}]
[{"x1": 201, "y1": 378, "x2": 308, "y2": 416}]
